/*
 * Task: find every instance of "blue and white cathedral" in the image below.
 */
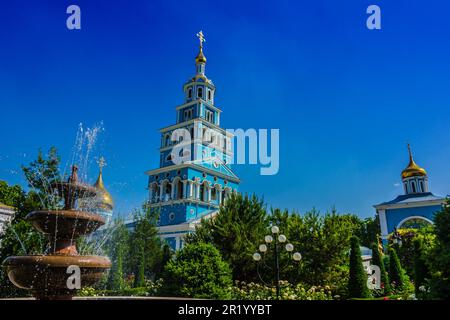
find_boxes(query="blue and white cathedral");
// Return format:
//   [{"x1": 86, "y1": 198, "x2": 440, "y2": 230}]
[
  {"x1": 142, "y1": 32, "x2": 240, "y2": 250},
  {"x1": 374, "y1": 145, "x2": 447, "y2": 247}
]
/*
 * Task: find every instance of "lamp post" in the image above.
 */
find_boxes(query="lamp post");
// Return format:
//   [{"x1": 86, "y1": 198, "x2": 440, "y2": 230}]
[
  {"x1": 252, "y1": 225, "x2": 302, "y2": 300},
  {"x1": 392, "y1": 227, "x2": 402, "y2": 247}
]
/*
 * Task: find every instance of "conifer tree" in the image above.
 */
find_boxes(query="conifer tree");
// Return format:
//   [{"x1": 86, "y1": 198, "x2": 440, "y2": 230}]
[
  {"x1": 389, "y1": 247, "x2": 406, "y2": 290},
  {"x1": 371, "y1": 243, "x2": 390, "y2": 295},
  {"x1": 348, "y1": 236, "x2": 370, "y2": 298}
]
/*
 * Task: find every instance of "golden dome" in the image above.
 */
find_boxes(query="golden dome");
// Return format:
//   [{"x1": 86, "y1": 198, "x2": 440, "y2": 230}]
[
  {"x1": 195, "y1": 46, "x2": 207, "y2": 64},
  {"x1": 401, "y1": 144, "x2": 427, "y2": 179},
  {"x1": 93, "y1": 168, "x2": 114, "y2": 210}
]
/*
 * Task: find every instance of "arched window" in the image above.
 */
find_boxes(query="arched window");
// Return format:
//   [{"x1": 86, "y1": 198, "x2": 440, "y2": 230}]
[
  {"x1": 197, "y1": 87, "x2": 203, "y2": 98},
  {"x1": 166, "y1": 154, "x2": 172, "y2": 162},
  {"x1": 211, "y1": 187, "x2": 217, "y2": 200},
  {"x1": 208, "y1": 90, "x2": 212, "y2": 100},
  {"x1": 188, "y1": 88, "x2": 192, "y2": 99},
  {"x1": 165, "y1": 134, "x2": 171, "y2": 147},
  {"x1": 411, "y1": 181, "x2": 417, "y2": 193}
]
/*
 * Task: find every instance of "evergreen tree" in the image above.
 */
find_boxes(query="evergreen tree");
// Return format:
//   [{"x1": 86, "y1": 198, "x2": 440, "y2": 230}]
[
  {"x1": 371, "y1": 243, "x2": 390, "y2": 295},
  {"x1": 128, "y1": 206, "x2": 164, "y2": 286},
  {"x1": 348, "y1": 236, "x2": 370, "y2": 298},
  {"x1": 162, "y1": 243, "x2": 232, "y2": 299},
  {"x1": 413, "y1": 238, "x2": 430, "y2": 297},
  {"x1": 186, "y1": 193, "x2": 268, "y2": 281},
  {"x1": 389, "y1": 247, "x2": 406, "y2": 290},
  {"x1": 106, "y1": 220, "x2": 129, "y2": 291},
  {"x1": 429, "y1": 200, "x2": 450, "y2": 299}
]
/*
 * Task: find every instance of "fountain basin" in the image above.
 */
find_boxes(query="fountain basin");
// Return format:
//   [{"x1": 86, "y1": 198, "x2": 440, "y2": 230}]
[
  {"x1": 3, "y1": 255, "x2": 111, "y2": 300},
  {"x1": 27, "y1": 210, "x2": 105, "y2": 238}
]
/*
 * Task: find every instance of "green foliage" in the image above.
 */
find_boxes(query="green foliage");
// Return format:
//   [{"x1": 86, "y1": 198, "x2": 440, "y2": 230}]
[
  {"x1": 356, "y1": 216, "x2": 380, "y2": 248},
  {"x1": 371, "y1": 243, "x2": 390, "y2": 295},
  {"x1": 127, "y1": 207, "x2": 167, "y2": 286},
  {"x1": 105, "y1": 219, "x2": 129, "y2": 291},
  {"x1": 186, "y1": 193, "x2": 268, "y2": 281},
  {"x1": 230, "y1": 281, "x2": 333, "y2": 300},
  {"x1": 348, "y1": 236, "x2": 370, "y2": 298},
  {"x1": 428, "y1": 200, "x2": 450, "y2": 299},
  {"x1": 21, "y1": 147, "x2": 61, "y2": 209},
  {"x1": 388, "y1": 247, "x2": 407, "y2": 290},
  {"x1": 390, "y1": 227, "x2": 435, "y2": 278},
  {"x1": 162, "y1": 243, "x2": 232, "y2": 299},
  {"x1": 271, "y1": 208, "x2": 361, "y2": 295},
  {"x1": 413, "y1": 238, "x2": 430, "y2": 298}
]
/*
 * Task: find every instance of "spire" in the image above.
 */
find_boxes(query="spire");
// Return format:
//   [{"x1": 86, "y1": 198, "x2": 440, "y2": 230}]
[
  {"x1": 195, "y1": 31, "x2": 207, "y2": 75},
  {"x1": 401, "y1": 144, "x2": 427, "y2": 179},
  {"x1": 93, "y1": 157, "x2": 113, "y2": 209}
]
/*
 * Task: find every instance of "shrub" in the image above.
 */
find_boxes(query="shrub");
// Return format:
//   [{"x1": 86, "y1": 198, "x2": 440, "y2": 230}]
[
  {"x1": 162, "y1": 243, "x2": 232, "y2": 299},
  {"x1": 230, "y1": 281, "x2": 333, "y2": 300}
]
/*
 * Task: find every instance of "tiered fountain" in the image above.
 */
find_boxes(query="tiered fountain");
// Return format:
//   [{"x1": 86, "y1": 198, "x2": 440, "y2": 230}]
[{"x1": 3, "y1": 165, "x2": 111, "y2": 300}]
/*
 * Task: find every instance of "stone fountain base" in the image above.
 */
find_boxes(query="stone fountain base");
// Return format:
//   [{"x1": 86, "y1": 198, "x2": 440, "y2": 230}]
[{"x1": 4, "y1": 255, "x2": 110, "y2": 300}]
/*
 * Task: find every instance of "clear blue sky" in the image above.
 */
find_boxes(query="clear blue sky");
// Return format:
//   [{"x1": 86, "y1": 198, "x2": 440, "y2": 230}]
[{"x1": 1, "y1": 0, "x2": 449, "y2": 219}]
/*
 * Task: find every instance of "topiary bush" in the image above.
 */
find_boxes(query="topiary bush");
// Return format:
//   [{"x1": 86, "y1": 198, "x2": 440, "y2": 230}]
[{"x1": 161, "y1": 242, "x2": 232, "y2": 299}]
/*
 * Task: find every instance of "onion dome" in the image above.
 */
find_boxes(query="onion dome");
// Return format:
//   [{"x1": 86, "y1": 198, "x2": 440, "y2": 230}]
[
  {"x1": 401, "y1": 144, "x2": 427, "y2": 179},
  {"x1": 92, "y1": 157, "x2": 114, "y2": 211}
]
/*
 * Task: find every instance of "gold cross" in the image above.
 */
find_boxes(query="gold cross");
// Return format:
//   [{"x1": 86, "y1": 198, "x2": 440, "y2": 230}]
[
  {"x1": 196, "y1": 30, "x2": 206, "y2": 47},
  {"x1": 98, "y1": 156, "x2": 107, "y2": 172}
]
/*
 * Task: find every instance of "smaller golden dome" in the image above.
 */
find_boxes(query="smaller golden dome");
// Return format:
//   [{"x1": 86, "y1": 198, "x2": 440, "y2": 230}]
[
  {"x1": 195, "y1": 47, "x2": 207, "y2": 64},
  {"x1": 401, "y1": 144, "x2": 427, "y2": 179},
  {"x1": 93, "y1": 169, "x2": 114, "y2": 210}
]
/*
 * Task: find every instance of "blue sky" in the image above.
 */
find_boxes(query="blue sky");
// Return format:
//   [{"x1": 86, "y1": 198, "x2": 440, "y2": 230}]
[{"x1": 1, "y1": 0, "x2": 449, "y2": 219}]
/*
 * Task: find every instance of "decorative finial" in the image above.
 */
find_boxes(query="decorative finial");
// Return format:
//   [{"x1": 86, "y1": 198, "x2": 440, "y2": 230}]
[
  {"x1": 196, "y1": 30, "x2": 206, "y2": 48},
  {"x1": 407, "y1": 143, "x2": 413, "y2": 161},
  {"x1": 97, "y1": 157, "x2": 107, "y2": 173}
]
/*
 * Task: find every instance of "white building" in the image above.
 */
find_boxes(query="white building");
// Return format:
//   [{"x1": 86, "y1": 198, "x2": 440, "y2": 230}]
[{"x1": 0, "y1": 203, "x2": 15, "y2": 236}]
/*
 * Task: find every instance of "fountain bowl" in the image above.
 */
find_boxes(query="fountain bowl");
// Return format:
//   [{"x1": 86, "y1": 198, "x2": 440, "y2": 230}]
[
  {"x1": 3, "y1": 255, "x2": 111, "y2": 300},
  {"x1": 27, "y1": 210, "x2": 105, "y2": 239}
]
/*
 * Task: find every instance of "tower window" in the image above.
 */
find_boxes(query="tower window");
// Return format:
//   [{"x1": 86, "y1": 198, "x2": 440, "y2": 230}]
[
  {"x1": 208, "y1": 90, "x2": 212, "y2": 100},
  {"x1": 188, "y1": 88, "x2": 192, "y2": 99},
  {"x1": 411, "y1": 181, "x2": 417, "y2": 193},
  {"x1": 420, "y1": 181, "x2": 424, "y2": 193},
  {"x1": 197, "y1": 87, "x2": 203, "y2": 98}
]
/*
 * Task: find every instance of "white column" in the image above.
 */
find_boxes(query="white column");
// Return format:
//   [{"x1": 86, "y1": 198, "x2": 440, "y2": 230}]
[
  {"x1": 378, "y1": 209, "x2": 388, "y2": 240},
  {"x1": 149, "y1": 187, "x2": 154, "y2": 203},
  {"x1": 159, "y1": 183, "x2": 164, "y2": 201},
  {"x1": 196, "y1": 184, "x2": 200, "y2": 200},
  {"x1": 182, "y1": 181, "x2": 187, "y2": 198},
  {"x1": 207, "y1": 186, "x2": 211, "y2": 202},
  {"x1": 189, "y1": 181, "x2": 193, "y2": 198},
  {"x1": 171, "y1": 182, "x2": 175, "y2": 200},
  {"x1": 175, "y1": 237, "x2": 181, "y2": 250}
]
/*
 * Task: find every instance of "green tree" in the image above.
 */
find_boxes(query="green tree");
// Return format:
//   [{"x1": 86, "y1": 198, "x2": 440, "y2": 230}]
[
  {"x1": 127, "y1": 207, "x2": 166, "y2": 286},
  {"x1": 0, "y1": 148, "x2": 60, "y2": 297},
  {"x1": 429, "y1": 200, "x2": 450, "y2": 299},
  {"x1": 389, "y1": 247, "x2": 406, "y2": 290},
  {"x1": 162, "y1": 243, "x2": 232, "y2": 299},
  {"x1": 186, "y1": 193, "x2": 268, "y2": 281},
  {"x1": 348, "y1": 236, "x2": 370, "y2": 298},
  {"x1": 105, "y1": 219, "x2": 129, "y2": 291},
  {"x1": 21, "y1": 147, "x2": 61, "y2": 209},
  {"x1": 413, "y1": 238, "x2": 430, "y2": 298},
  {"x1": 371, "y1": 243, "x2": 390, "y2": 295}
]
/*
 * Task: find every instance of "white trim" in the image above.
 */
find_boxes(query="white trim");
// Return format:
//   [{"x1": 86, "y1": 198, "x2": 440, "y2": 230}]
[
  {"x1": 397, "y1": 216, "x2": 434, "y2": 229},
  {"x1": 145, "y1": 163, "x2": 240, "y2": 183},
  {"x1": 374, "y1": 198, "x2": 444, "y2": 210},
  {"x1": 378, "y1": 209, "x2": 388, "y2": 238}
]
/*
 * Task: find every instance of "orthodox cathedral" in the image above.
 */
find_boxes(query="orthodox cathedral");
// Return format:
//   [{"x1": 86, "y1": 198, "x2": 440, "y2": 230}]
[
  {"x1": 374, "y1": 145, "x2": 447, "y2": 247},
  {"x1": 128, "y1": 32, "x2": 240, "y2": 250}
]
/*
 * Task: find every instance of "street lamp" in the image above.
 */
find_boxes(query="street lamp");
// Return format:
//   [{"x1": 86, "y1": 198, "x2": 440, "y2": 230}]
[
  {"x1": 253, "y1": 225, "x2": 302, "y2": 300},
  {"x1": 392, "y1": 227, "x2": 402, "y2": 247}
]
